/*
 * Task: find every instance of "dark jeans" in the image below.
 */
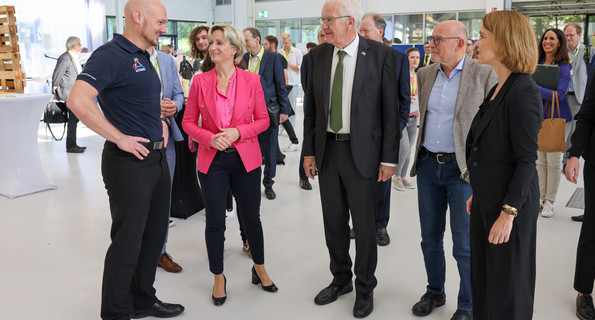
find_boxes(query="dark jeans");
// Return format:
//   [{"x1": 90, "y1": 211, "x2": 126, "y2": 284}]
[
  {"x1": 100, "y1": 141, "x2": 170, "y2": 320},
  {"x1": 575, "y1": 161, "x2": 595, "y2": 294},
  {"x1": 66, "y1": 107, "x2": 79, "y2": 149},
  {"x1": 416, "y1": 152, "x2": 472, "y2": 311},
  {"x1": 198, "y1": 151, "x2": 265, "y2": 274},
  {"x1": 259, "y1": 126, "x2": 278, "y2": 188}
]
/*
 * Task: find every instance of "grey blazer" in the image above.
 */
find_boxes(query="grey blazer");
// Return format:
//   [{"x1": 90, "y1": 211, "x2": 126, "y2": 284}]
[
  {"x1": 410, "y1": 56, "x2": 497, "y2": 176},
  {"x1": 571, "y1": 44, "x2": 588, "y2": 104},
  {"x1": 51, "y1": 51, "x2": 80, "y2": 101}
]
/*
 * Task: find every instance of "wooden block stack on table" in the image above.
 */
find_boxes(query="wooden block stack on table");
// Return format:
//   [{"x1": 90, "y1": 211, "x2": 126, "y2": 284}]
[{"x1": 0, "y1": 6, "x2": 23, "y2": 93}]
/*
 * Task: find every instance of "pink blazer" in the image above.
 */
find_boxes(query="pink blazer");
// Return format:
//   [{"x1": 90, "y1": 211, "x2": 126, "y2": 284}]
[{"x1": 182, "y1": 67, "x2": 269, "y2": 174}]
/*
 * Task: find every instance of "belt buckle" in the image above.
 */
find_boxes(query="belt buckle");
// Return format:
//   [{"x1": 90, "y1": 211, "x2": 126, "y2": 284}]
[
  {"x1": 436, "y1": 154, "x2": 445, "y2": 164},
  {"x1": 153, "y1": 140, "x2": 164, "y2": 149}
]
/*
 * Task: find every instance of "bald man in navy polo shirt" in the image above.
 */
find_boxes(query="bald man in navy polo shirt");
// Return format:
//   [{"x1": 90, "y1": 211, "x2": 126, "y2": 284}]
[{"x1": 67, "y1": 0, "x2": 184, "y2": 319}]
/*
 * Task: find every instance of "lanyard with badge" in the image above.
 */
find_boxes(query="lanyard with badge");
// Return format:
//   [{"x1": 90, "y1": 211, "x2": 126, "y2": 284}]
[
  {"x1": 282, "y1": 48, "x2": 290, "y2": 61},
  {"x1": 411, "y1": 72, "x2": 417, "y2": 96},
  {"x1": 568, "y1": 42, "x2": 581, "y2": 76},
  {"x1": 249, "y1": 49, "x2": 263, "y2": 74}
]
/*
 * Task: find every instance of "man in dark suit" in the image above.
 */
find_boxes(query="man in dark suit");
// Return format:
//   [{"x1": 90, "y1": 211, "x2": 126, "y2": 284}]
[
  {"x1": 52, "y1": 36, "x2": 85, "y2": 153},
  {"x1": 303, "y1": 0, "x2": 399, "y2": 317},
  {"x1": 242, "y1": 28, "x2": 290, "y2": 200},
  {"x1": 566, "y1": 76, "x2": 595, "y2": 320},
  {"x1": 359, "y1": 12, "x2": 410, "y2": 246}
]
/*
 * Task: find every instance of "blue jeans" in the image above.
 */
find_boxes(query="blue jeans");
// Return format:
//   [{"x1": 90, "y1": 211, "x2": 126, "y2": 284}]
[{"x1": 416, "y1": 153, "x2": 472, "y2": 312}]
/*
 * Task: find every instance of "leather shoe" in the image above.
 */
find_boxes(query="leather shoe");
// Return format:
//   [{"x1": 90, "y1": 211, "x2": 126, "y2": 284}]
[
  {"x1": 265, "y1": 187, "x2": 276, "y2": 200},
  {"x1": 300, "y1": 179, "x2": 312, "y2": 190},
  {"x1": 314, "y1": 281, "x2": 353, "y2": 305},
  {"x1": 451, "y1": 309, "x2": 472, "y2": 320},
  {"x1": 412, "y1": 291, "x2": 445, "y2": 316},
  {"x1": 353, "y1": 292, "x2": 374, "y2": 318},
  {"x1": 376, "y1": 228, "x2": 390, "y2": 246},
  {"x1": 577, "y1": 294, "x2": 595, "y2": 320},
  {"x1": 130, "y1": 300, "x2": 184, "y2": 318},
  {"x1": 66, "y1": 146, "x2": 86, "y2": 153},
  {"x1": 251, "y1": 266, "x2": 278, "y2": 292},
  {"x1": 157, "y1": 253, "x2": 182, "y2": 273},
  {"x1": 572, "y1": 214, "x2": 584, "y2": 222}
]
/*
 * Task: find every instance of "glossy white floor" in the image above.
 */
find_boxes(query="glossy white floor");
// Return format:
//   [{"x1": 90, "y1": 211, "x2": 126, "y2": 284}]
[{"x1": 0, "y1": 110, "x2": 586, "y2": 320}]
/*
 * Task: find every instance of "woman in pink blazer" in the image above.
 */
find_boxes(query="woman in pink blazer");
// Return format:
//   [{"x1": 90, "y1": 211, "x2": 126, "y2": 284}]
[{"x1": 182, "y1": 24, "x2": 276, "y2": 306}]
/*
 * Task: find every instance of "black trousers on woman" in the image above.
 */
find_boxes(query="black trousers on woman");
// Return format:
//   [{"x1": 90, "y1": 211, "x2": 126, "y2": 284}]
[
  {"x1": 198, "y1": 150, "x2": 265, "y2": 274},
  {"x1": 470, "y1": 198, "x2": 539, "y2": 320},
  {"x1": 575, "y1": 161, "x2": 595, "y2": 294}
]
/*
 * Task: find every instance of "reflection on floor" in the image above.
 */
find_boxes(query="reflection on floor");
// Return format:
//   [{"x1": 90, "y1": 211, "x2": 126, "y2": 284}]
[{"x1": 0, "y1": 118, "x2": 586, "y2": 319}]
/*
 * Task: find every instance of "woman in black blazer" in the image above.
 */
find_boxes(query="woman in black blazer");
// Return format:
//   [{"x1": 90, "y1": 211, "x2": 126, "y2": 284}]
[{"x1": 466, "y1": 11, "x2": 542, "y2": 319}]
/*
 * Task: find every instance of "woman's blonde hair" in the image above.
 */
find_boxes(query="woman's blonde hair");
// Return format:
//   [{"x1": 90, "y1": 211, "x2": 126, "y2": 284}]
[
  {"x1": 208, "y1": 23, "x2": 246, "y2": 61},
  {"x1": 482, "y1": 10, "x2": 538, "y2": 74}
]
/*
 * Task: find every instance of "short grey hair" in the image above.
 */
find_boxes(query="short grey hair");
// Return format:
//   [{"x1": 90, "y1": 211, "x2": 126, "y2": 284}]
[
  {"x1": 363, "y1": 13, "x2": 386, "y2": 35},
  {"x1": 209, "y1": 24, "x2": 246, "y2": 61},
  {"x1": 324, "y1": 0, "x2": 362, "y2": 31},
  {"x1": 65, "y1": 36, "x2": 80, "y2": 51}
]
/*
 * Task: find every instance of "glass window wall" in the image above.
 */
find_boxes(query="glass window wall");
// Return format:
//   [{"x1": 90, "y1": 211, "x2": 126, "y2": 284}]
[
  {"x1": 280, "y1": 19, "x2": 300, "y2": 44},
  {"x1": 458, "y1": 11, "x2": 484, "y2": 40},
  {"x1": 301, "y1": 19, "x2": 320, "y2": 44},
  {"x1": 393, "y1": 14, "x2": 423, "y2": 44}
]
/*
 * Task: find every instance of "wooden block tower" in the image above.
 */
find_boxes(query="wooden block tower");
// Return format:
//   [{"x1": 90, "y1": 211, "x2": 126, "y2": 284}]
[{"x1": 0, "y1": 6, "x2": 23, "y2": 93}]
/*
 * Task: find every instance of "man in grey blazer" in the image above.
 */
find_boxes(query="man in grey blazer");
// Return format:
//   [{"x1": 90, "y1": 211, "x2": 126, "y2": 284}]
[
  {"x1": 52, "y1": 36, "x2": 84, "y2": 153},
  {"x1": 564, "y1": 23, "x2": 589, "y2": 223},
  {"x1": 409, "y1": 20, "x2": 496, "y2": 320}
]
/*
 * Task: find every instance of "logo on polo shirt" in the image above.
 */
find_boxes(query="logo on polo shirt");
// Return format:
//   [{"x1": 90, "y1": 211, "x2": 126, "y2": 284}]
[{"x1": 133, "y1": 58, "x2": 146, "y2": 72}]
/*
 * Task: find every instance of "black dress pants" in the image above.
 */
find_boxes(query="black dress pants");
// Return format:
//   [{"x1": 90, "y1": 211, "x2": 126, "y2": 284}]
[
  {"x1": 198, "y1": 151, "x2": 265, "y2": 274},
  {"x1": 66, "y1": 107, "x2": 79, "y2": 149},
  {"x1": 100, "y1": 141, "x2": 170, "y2": 320},
  {"x1": 318, "y1": 137, "x2": 378, "y2": 293},
  {"x1": 575, "y1": 161, "x2": 595, "y2": 294},
  {"x1": 470, "y1": 194, "x2": 539, "y2": 320}
]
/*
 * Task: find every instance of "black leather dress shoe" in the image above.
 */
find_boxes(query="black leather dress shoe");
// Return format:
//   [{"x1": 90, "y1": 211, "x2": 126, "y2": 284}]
[
  {"x1": 376, "y1": 228, "x2": 390, "y2": 246},
  {"x1": 130, "y1": 300, "x2": 184, "y2": 318},
  {"x1": 353, "y1": 292, "x2": 374, "y2": 318},
  {"x1": 66, "y1": 146, "x2": 86, "y2": 153},
  {"x1": 572, "y1": 214, "x2": 585, "y2": 222},
  {"x1": 577, "y1": 294, "x2": 595, "y2": 320},
  {"x1": 451, "y1": 309, "x2": 472, "y2": 320},
  {"x1": 314, "y1": 282, "x2": 353, "y2": 305},
  {"x1": 412, "y1": 291, "x2": 446, "y2": 316},
  {"x1": 265, "y1": 187, "x2": 276, "y2": 200},
  {"x1": 300, "y1": 179, "x2": 312, "y2": 190}
]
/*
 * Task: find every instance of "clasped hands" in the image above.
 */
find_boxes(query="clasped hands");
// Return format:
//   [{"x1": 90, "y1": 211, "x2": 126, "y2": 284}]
[{"x1": 211, "y1": 127, "x2": 240, "y2": 151}]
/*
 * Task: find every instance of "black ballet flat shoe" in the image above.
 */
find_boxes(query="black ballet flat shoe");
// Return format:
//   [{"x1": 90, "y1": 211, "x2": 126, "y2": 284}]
[
  {"x1": 212, "y1": 276, "x2": 227, "y2": 306},
  {"x1": 251, "y1": 266, "x2": 278, "y2": 292}
]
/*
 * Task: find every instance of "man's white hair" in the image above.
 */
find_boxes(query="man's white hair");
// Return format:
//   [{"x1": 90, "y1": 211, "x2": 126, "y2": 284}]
[{"x1": 324, "y1": 0, "x2": 362, "y2": 31}]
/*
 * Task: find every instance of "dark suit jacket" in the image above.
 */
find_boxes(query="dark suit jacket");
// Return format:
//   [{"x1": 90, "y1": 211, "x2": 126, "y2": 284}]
[
  {"x1": 466, "y1": 73, "x2": 542, "y2": 212},
  {"x1": 52, "y1": 51, "x2": 80, "y2": 101},
  {"x1": 393, "y1": 48, "x2": 411, "y2": 133},
  {"x1": 569, "y1": 75, "x2": 595, "y2": 162},
  {"x1": 242, "y1": 49, "x2": 290, "y2": 115},
  {"x1": 303, "y1": 35, "x2": 400, "y2": 178}
]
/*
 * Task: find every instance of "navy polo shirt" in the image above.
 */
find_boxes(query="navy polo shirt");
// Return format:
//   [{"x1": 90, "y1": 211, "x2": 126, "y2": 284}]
[{"x1": 77, "y1": 34, "x2": 162, "y2": 142}]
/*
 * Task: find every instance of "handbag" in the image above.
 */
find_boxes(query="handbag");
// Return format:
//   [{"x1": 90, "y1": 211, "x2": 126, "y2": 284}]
[
  {"x1": 43, "y1": 100, "x2": 68, "y2": 141},
  {"x1": 537, "y1": 91, "x2": 566, "y2": 152},
  {"x1": 266, "y1": 100, "x2": 280, "y2": 127}
]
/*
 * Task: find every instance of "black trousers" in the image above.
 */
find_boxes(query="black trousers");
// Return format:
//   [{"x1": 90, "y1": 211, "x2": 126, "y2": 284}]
[
  {"x1": 575, "y1": 161, "x2": 595, "y2": 294},
  {"x1": 198, "y1": 151, "x2": 265, "y2": 274},
  {"x1": 318, "y1": 137, "x2": 378, "y2": 293},
  {"x1": 100, "y1": 142, "x2": 170, "y2": 320},
  {"x1": 281, "y1": 120, "x2": 299, "y2": 144},
  {"x1": 66, "y1": 106, "x2": 79, "y2": 149},
  {"x1": 470, "y1": 194, "x2": 539, "y2": 320},
  {"x1": 376, "y1": 179, "x2": 391, "y2": 229}
]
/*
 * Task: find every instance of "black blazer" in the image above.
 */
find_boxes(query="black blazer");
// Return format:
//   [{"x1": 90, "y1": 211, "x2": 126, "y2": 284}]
[
  {"x1": 242, "y1": 49, "x2": 290, "y2": 115},
  {"x1": 303, "y1": 35, "x2": 400, "y2": 178},
  {"x1": 466, "y1": 73, "x2": 542, "y2": 212},
  {"x1": 392, "y1": 48, "x2": 411, "y2": 133},
  {"x1": 569, "y1": 76, "x2": 595, "y2": 162}
]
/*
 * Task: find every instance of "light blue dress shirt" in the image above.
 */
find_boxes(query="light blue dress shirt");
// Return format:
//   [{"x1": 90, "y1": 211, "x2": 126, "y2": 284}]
[{"x1": 422, "y1": 55, "x2": 466, "y2": 153}]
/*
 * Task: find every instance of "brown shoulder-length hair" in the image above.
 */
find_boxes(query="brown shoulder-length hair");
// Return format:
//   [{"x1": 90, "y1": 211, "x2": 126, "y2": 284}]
[
  {"x1": 538, "y1": 28, "x2": 570, "y2": 65},
  {"x1": 482, "y1": 10, "x2": 538, "y2": 74},
  {"x1": 189, "y1": 25, "x2": 209, "y2": 60}
]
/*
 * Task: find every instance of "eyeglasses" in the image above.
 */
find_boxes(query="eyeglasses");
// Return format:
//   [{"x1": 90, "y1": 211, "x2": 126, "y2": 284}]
[
  {"x1": 427, "y1": 35, "x2": 461, "y2": 46},
  {"x1": 319, "y1": 16, "x2": 350, "y2": 25}
]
